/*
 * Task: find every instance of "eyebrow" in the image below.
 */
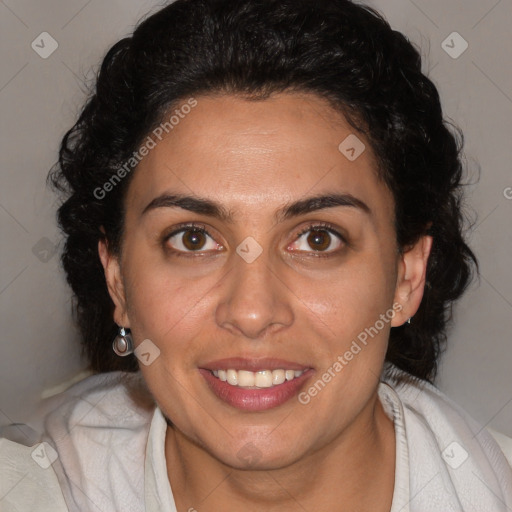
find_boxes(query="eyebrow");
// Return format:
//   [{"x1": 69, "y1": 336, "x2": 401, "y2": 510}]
[{"x1": 141, "y1": 192, "x2": 371, "y2": 222}]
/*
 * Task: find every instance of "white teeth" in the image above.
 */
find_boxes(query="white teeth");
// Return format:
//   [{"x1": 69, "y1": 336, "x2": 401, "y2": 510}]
[
  {"x1": 272, "y1": 369, "x2": 286, "y2": 385},
  {"x1": 238, "y1": 370, "x2": 255, "y2": 387},
  {"x1": 254, "y1": 370, "x2": 273, "y2": 388},
  {"x1": 227, "y1": 369, "x2": 238, "y2": 386},
  {"x1": 211, "y1": 368, "x2": 305, "y2": 388}
]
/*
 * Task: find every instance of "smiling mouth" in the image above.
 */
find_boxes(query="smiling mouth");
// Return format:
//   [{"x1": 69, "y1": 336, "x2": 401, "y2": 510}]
[{"x1": 209, "y1": 368, "x2": 306, "y2": 388}]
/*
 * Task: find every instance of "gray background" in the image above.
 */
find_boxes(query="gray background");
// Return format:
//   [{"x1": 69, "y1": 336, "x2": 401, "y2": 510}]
[{"x1": 0, "y1": 0, "x2": 511, "y2": 436}]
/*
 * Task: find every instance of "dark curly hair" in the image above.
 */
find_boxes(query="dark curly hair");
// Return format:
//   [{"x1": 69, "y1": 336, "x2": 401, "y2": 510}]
[{"x1": 49, "y1": 0, "x2": 478, "y2": 382}]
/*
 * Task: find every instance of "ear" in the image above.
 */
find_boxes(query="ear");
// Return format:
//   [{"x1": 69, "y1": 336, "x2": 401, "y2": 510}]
[
  {"x1": 391, "y1": 234, "x2": 433, "y2": 327},
  {"x1": 98, "y1": 237, "x2": 130, "y2": 327}
]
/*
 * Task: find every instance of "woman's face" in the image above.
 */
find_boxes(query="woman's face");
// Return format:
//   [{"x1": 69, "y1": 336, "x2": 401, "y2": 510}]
[{"x1": 101, "y1": 92, "x2": 430, "y2": 469}]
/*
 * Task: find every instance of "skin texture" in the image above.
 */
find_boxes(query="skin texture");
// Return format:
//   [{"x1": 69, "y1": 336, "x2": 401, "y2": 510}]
[{"x1": 99, "y1": 92, "x2": 432, "y2": 511}]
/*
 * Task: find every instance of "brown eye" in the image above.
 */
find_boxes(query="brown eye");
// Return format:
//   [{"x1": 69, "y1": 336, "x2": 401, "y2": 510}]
[
  {"x1": 166, "y1": 226, "x2": 221, "y2": 253},
  {"x1": 182, "y1": 230, "x2": 207, "y2": 250},
  {"x1": 307, "y1": 229, "x2": 332, "y2": 251},
  {"x1": 289, "y1": 225, "x2": 344, "y2": 254}
]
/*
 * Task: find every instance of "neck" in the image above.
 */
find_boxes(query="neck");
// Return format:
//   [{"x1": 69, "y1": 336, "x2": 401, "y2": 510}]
[{"x1": 165, "y1": 392, "x2": 395, "y2": 511}]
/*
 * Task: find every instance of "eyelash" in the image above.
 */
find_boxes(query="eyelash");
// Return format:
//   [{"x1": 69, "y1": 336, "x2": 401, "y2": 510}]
[
  {"x1": 162, "y1": 221, "x2": 347, "y2": 257},
  {"x1": 162, "y1": 222, "x2": 217, "y2": 258},
  {"x1": 293, "y1": 222, "x2": 347, "y2": 257}
]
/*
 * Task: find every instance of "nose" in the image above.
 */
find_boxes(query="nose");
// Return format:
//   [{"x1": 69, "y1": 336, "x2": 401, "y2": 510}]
[{"x1": 215, "y1": 252, "x2": 294, "y2": 339}]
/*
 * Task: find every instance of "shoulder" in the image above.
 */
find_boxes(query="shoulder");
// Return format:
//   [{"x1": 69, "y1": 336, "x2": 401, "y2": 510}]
[
  {"x1": 0, "y1": 437, "x2": 68, "y2": 511},
  {"x1": 1, "y1": 371, "x2": 155, "y2": 511},
  {"x1": 383, "y1": 366, "x2": 512, "y2": 464},
  {"x1": 40, "y1": 370, "x2": 155, "y2": 435},
  {"x1": 2, "y1": 371, "x2": 156, "y2": 512},
  {"x1": 41, "y1": 371, "x2": 156, "y2": 511},
  {"x1": 381, "y1": 365, "x2": 512, "y2": 508},
  {"x1": 488, "y1": 428, "x2": 512, "y2": 467}
]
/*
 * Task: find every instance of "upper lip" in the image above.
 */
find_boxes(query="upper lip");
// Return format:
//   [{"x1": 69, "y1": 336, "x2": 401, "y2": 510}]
[{"x1": 200, "y1": 357, "x2": 312, "y2": 372}]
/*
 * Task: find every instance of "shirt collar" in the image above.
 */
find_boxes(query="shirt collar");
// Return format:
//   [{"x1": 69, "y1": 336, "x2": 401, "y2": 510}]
[
  {"x1": 145, "y1": 406, "x2": 177, "y2": 512},
  {"x1": 378, "y1": 381, "x2": 411, "y2": 512},
  {"x1": 144, "y1": 383, "x2": 409, "y2": 511}
]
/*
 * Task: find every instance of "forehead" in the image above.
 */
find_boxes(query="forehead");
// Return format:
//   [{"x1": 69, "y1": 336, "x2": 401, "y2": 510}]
[{"x1": 126, "y1": 92, "x2": 394, "y2": 227}]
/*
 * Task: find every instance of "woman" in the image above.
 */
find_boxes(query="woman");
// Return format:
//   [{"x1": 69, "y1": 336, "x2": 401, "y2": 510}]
[{"x1": 1, "y1": 0, "x2": 511, "y2": 510}]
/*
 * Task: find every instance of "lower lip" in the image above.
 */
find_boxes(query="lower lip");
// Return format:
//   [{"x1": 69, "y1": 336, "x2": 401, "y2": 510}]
[{"x1": 199, "y1": 369, "x2": 313, "y2": 411}]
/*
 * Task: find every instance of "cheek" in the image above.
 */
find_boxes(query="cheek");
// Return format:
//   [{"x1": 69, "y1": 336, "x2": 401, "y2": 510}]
[
  {"x1": 293, "y1": 261, "x2": 395, "y2": 339},
  {"x1": 123, "y1": 255, "x2": 218, "y2": 343}
]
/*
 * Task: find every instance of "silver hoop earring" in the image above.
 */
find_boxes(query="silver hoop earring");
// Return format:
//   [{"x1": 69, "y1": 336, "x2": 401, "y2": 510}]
[
  {"x1": 406, "y1": 317, "x2": 412, "y2": 324},
  {"x1": 113, "y1": 327, "x2": 134, "y2": 356}
]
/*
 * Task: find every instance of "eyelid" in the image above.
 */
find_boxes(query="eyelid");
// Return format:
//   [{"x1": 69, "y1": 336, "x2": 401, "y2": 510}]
[
  {"x1": 288, "y1": 221, "x2": 348, "y2": 255},
  {"x1": 162, "y1": 222, "x2": 223, "y2": 255},
  {"x1": 161, "y1": 221, "x2": 347, "y2": 256},
  {"x1": 163, "y1": 221, "x2": 210, "y2": 239},
  {"x1": 294, "y1": 221, "x2": 346, "y2": 241}
]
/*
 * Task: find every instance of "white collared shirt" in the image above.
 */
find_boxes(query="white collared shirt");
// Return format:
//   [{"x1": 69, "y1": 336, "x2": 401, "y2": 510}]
[{"x1": 1, "y1": 369, "x2": 511, "y2": 511}]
